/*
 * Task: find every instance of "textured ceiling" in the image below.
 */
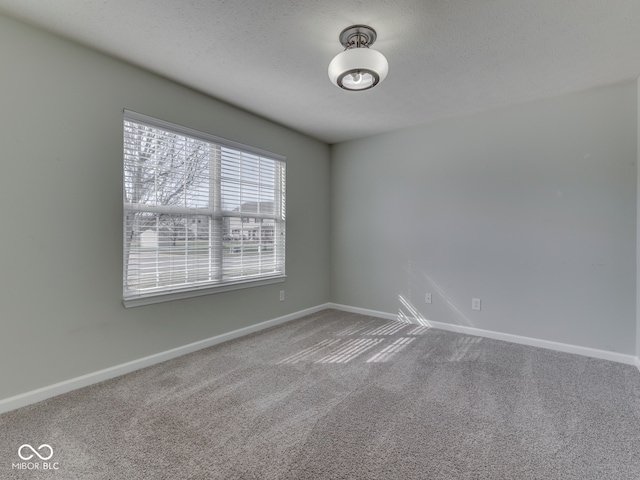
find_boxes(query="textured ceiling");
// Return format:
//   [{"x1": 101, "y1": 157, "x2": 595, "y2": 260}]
[{"x1": 1, "y1": 0, "x2": 640, "y2": 144}]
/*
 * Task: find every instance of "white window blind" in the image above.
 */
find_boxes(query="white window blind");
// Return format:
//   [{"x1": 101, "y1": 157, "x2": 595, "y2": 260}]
[{"x1": 123, "y1": 110, "x2": 286, "y2": 307}]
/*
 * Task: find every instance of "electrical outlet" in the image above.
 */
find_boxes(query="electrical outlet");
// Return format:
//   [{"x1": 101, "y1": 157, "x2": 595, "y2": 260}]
[
  {"x1": 472, "y1": 298, "x2": 481, "y2": 311},
  {"x1": 425, "y1": 293, "x2": 432, "y2": 304},
  {"x1": 279, "y1": 290, "x2": 285, "y2": 302}
]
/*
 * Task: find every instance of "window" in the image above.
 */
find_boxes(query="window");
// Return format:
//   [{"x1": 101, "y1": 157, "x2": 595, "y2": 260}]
[{"x1": 123, "y1": 110, "x2": 286, "y2": 307}]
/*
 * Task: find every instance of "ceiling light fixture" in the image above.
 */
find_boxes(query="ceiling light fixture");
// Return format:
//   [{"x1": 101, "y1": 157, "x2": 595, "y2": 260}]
[{"x1": 328, "y1": 25, "x2": 389, "y2": 91}]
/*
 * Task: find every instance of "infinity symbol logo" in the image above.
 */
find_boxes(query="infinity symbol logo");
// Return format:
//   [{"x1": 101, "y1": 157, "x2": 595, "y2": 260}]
[{"x1": 18, "y1": 444, "x2": 54, "y2": 461}]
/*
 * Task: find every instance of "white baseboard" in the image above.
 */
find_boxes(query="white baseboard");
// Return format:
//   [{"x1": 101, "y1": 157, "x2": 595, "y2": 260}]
[
  {"x1": 0, "y1": 304, "x2": 330, "y2": 415},
  {"x1": 1, "y1": 302, "x2": 637, "y2": 415},
  {"x1": 328, "y1": 303, "x2": 399, "y2": 322},
  {"x1": 327, "y1": 303, "x2": 638, "y2": 366}
]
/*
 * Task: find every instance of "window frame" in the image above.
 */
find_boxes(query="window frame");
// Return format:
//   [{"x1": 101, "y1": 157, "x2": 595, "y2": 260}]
[{"x1": 122, "y1": 110, "x2": 286, "y2": 308}]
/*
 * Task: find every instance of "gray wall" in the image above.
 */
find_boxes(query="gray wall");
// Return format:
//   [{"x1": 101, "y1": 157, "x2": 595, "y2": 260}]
[
  {"x1": 331, "y1": 82, "x2": 637, "y2": 355},
  {"x1": 637, "y1": 78, "x2": 640, "y2": 359},
  {"x1": 0, "y1": 14, "x2": 331, "y2": 399}
]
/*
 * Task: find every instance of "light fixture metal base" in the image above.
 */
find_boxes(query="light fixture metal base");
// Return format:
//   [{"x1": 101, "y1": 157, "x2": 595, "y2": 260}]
[{"x1": 338, "y1": 25, "x2": 377, "y2": 48}]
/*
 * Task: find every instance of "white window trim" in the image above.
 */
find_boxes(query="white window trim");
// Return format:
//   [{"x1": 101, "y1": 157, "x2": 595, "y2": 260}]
[{"x1": 122, "y1": 110, "x2": 286, "y2": 308}]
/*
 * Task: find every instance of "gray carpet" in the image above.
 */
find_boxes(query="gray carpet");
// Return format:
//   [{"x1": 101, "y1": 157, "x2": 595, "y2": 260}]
[{"x1": 1, "y1": 309, "x2": 640, "y2": 479}]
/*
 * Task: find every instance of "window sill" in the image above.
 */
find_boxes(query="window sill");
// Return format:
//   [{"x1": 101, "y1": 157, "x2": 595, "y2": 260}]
[{"x1": 123, "y1": 275, "x2": 286, "y2": 308}]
